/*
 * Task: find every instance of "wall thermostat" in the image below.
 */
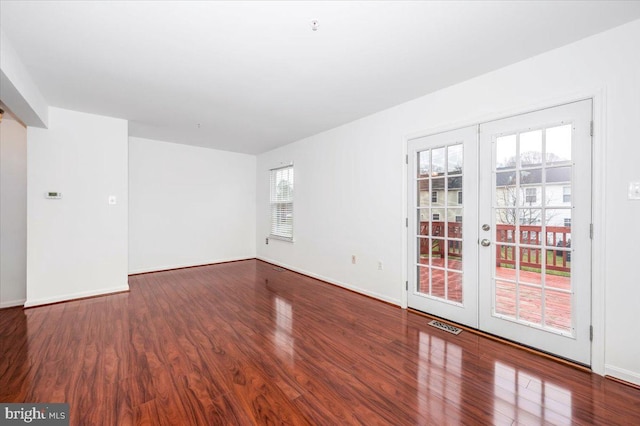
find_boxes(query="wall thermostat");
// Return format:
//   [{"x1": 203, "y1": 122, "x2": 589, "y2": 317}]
[{"x1": 45, "y1": 191, "x2": 63, "y2": 199}]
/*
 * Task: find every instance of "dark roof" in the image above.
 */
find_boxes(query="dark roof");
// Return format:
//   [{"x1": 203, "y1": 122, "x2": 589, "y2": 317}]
[
  {"x1": 496, "y1": 167, "x2": 570, "y2": 186},
  {"x1": 426, "y1": 176, "x2": 462, "y2": 190}
]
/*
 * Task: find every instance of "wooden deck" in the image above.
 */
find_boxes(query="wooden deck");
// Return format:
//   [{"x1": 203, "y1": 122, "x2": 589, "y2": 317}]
[
  {"x1": 2, "y1": 259, "x2": 639, "y2": 425},
  {"x1": 419, "y1": 220, "x2": 573, "y2": 332},
  {"x1": 419, "y1": 265, "x2": 571, "y2": 331}
]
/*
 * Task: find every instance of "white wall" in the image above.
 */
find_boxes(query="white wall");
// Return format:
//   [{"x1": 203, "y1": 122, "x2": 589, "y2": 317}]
[
  {"x1": 129, "y1": 137, "x2": 256, "y2": 274},
  {"x1": 258, "y1": 119, "x2": 402, "y2": 304},
  {"x1": 257, "y1": 19, "x2": 640, "y2": 384},
  {"x1": 25, "y1": 107, "x2": 129, "y2": 307},
  {"x1": 0, "y1": 115, "x2": 27, "y2": 307}
]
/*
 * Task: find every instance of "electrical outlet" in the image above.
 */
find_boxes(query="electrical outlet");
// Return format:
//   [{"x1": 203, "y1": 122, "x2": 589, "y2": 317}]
[
  {"x1": 265, "y1": 237, "x2": 269, "y2": 245},
  {"x1": 378, "y1": 261, "x2": 383, "y2": 270},
  {"x1": 351, "y1": 255, "x2": 356, "y2": 264}
]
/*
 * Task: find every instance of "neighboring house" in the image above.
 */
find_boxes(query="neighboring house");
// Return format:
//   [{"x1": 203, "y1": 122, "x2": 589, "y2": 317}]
[
  {"x1": 495, "y1": 165, "x2": 572, "y2": 228},
  {"x1": 417, "y1": 164, "x2": 572, "y2": 243},
  {"x1": 418, "y1": 174, "x2": 463, "y2": 223}
]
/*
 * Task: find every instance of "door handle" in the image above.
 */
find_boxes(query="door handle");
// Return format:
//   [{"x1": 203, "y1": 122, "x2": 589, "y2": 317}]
[{"x1": 480, "y1": 239, "x2": 491, "y2": 247}]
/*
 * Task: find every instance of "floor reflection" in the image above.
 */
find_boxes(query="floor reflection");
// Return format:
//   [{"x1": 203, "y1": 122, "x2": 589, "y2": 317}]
[
  {"x1": 417, "y1": 331, "x2": 462, "y2": 423},
  {"x1": 493, "y1": 361, "x2": 573, "y2": 424},
  {"x1": 272, "y1": 295, "x2": 294, "y2": 365}
]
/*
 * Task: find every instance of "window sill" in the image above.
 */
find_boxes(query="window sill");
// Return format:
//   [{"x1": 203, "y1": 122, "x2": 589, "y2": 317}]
[{"x1": 268, "y1": 235, "x2": 294, "y2": 243}]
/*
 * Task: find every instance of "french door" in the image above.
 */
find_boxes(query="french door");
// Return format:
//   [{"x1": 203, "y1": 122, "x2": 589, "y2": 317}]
[
  {"x1": 407, "y1": 126, "x2": 479, "y2": 328},
  {"x1": 408, "y1": 100, "x2": 593, "y2": 365}
]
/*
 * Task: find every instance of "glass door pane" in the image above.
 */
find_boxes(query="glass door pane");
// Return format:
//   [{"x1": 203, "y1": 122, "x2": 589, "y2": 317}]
[
  {"x1": 492, "y1": 125, "x2": 573, "y2": 333},
  {"x1": 416, "y1": 144, "x2": 464, "y2": 304}
]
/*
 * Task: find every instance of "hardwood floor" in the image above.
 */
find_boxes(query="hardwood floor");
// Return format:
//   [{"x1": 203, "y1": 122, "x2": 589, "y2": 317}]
[{"x1": 1, "y1": 259, "x2": 639, "y2": 425}]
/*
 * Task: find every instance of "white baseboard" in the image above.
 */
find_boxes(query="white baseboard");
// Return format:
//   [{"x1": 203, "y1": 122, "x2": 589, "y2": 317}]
[
  {"x1": 128, "y1": 257, "x2": 254, "y2": 275},
  {"x1": 605, "y1": 365, "x2": 640, "y2": 387},
  {"x1": 0, "y1": 298, "x2": 26, "y2": 309},
  {"x1": 257, "y1": 256, "x2": 401, "y2": 307},
  {"x1": 23, "y1": 284, "x2": 130, "y2": 308}
]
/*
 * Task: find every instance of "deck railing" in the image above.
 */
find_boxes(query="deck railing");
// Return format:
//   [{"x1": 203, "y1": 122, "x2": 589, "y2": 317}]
[
  {"x1": 418, "y1": 221, "x2": 463, "y2": 260},
  {"x1": 419, "y1": 222, "x2": 571, "y2": 272},
  {"x1": 496, "y1": 224, "x2": 571, "y2": 272}
]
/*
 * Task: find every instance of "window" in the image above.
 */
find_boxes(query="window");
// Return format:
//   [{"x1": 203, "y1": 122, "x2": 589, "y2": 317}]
[
  {"x1": 431, "y1": 191, "x2": 437, "y2": 203},
  {"x1": 270, "y1": 165, "x2": 294, "y2": 241},
  {"x1": 457, "y1": 191, "x2": 462, "y2": 204},
  {"x1": 432, "y1": 213, "x2": 440, "y2": 221},
  {"x1": 563, "y1": 186, "x2": 571, "y2": 203},
  {"x1": 525, "y1": 188, "x2": 536, "y2": 203},
  {"x1": 564, "y1": 218, "x2": 571, "y2": 227},
  {"x1": 455, "y1": 215, "x2": 463, "y2": 223}
]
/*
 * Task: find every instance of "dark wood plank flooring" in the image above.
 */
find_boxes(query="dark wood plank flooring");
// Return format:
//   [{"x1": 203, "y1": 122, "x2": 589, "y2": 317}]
[{"x1": 1, "y1": 259, "x2": 639, "y2": 425}]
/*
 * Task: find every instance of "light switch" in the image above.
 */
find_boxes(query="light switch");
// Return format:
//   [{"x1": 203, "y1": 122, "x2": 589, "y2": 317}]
[
  {"x1": 108, "y1": 195, "x2": 117, "y2": 205},
  {"x1": 629, "y1": 182, "x2": 640, "y2": 200}
]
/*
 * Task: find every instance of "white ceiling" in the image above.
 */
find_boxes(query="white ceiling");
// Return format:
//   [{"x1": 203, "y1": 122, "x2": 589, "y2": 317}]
[{"x1": 2, "y1": 1, "x2": 640, "y2": 154}]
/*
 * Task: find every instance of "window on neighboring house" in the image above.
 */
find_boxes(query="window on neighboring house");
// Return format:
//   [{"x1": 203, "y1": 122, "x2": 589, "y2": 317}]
[
  {"x1": 563, "y1": 186, "x2": 571, "y2": 203},
  {"x1": 525, "y1": 188, "x2": 536, "y2": 203},
  {"x1": 455, "y1": 215, "x2": 463, "y2": 223},
  {"x1": 431, "y1": 191, "x2": 437, "y2": 203},
  {"x1": 457, "y1": 191, "x2": 462, "y2": 204},
  {"x1": 564, "y1": 218, "x2": 571, "y2": 227},
  {"x1": 432, "y1": 213, "x2": 440, "y2": 221},
  {"x1": 270, "y1": 165, "x2": 294, "y2": 241}
]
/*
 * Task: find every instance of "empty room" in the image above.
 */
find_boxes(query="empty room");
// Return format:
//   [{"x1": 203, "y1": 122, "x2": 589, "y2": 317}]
[{"x1": 2, "y1": 1, "x2": 640, "y2": 424}]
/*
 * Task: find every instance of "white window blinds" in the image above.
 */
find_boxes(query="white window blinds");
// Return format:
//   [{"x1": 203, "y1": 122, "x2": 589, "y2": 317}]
[{"x1": 270, "y1": 165, "x2": 294, "y2": 240}]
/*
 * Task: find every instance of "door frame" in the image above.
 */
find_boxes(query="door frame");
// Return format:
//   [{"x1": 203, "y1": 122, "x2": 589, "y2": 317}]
[{"x1": 401, "y1": 90, "x2": 606, "y2": 375}]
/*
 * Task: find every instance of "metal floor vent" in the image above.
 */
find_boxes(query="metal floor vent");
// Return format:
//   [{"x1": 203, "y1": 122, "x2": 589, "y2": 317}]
[{"x1": 428, "y1": 320, "x2": 463, "y2": 335}]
